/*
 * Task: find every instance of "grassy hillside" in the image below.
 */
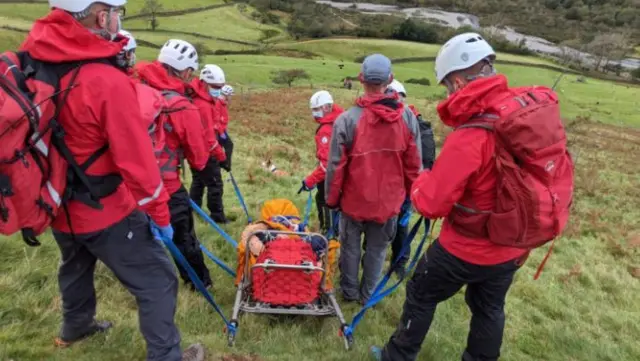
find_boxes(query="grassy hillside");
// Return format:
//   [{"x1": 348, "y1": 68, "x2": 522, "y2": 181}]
[
  {"x1": 1, "y1": 1, "x2": 640, "y2": 361},
  {"x1": 1, "y1": 88, "x2": 639, "y2": 361},
  {"x1": 124, "y1": 4, "x2": 286, "y2": 44}
]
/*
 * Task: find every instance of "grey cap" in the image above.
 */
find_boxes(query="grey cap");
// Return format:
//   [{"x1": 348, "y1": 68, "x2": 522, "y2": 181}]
[{"x1": 361, "y1": 54, "x2": 392, "y2": 85}]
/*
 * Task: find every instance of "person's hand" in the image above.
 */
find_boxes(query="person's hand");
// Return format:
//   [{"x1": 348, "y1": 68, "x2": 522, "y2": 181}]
[
  {"x1": 219, "y1": 131, "x2": 228, "y2": 140},
  {"x1": 297, "y1": 180, "x2": 314, "y2": 194},
  {"x1": 220, "y1": 159, "x2": 231, "y2": 172},
  {"x1": 151, "y1": 221, "x2": 174, "y2": 242}
]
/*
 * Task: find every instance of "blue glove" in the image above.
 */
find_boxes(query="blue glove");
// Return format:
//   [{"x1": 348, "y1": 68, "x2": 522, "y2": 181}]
[
  {"x1": 151, "y1": 221, "x2": 174, "y2": 242},
  {"x1": 297, "y1": 180, "x2": 314, "y2": 194},
  {"x1": 398, "y1": 198, "x2": 413, "y2": 227},
  {"x1": 219, "y1": 131, "x2": 228, "y2": 140}
]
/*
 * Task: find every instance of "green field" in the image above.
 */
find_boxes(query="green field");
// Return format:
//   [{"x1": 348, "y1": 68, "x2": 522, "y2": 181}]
[
  {"x1": 1, "y1": 1, "x2": 640, "y2": 361},
  {"x1": 124, "y1": 5, "x2": 285, "y2": 44}
]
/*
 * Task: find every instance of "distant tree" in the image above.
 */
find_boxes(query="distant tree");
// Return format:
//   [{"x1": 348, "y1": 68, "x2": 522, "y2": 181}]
[
  {"x1": 393, "y1": 19, "x2": 439, "y2": 44},
  {"x1": 141, "y1": 0, "x2": 163, "y2": 31},
  {"x1": 192, "y1": 42, "x2": 210, "y2": 57},
  {"x1": 271, "y1": 69, "x2": 310, "y2": 87}
]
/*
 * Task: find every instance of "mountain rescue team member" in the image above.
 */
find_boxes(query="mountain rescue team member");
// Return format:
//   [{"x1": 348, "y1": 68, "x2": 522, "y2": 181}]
[
  {"x1": 300, "y1": 90, "x2": 344, "y2": 235},
  {"x1": 374, "y1": 33, "x2": 528, "y2": 361},
  {"x1": 188, "y1": 64, "x2": 229, "y2": 222},
  {"x1": 117, "y1": 29, "x2": 136, "y2": 73},
  {"x1": 136, "y1": 39, "x2": 223, "y2": 291},
  {"x1": 23, "y1": 1, "x2": 205, "y2": 360},
  {"x1": 216, "y1": 84, "x2": 234, "y2": 177},
  {"x1": 384, "y1": 80, "x2": 436, "y2": 277},
  {"x1": 325, "y1": 54, "x2": 423, "y2": 304}
]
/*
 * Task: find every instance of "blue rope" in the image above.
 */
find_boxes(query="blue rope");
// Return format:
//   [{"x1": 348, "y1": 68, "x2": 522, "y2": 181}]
[
  {"x1": 326, "y1": 210, "x2": 341, "y2": 240},
  {"x1": 151, "y1": 225, "x2": 236, "y2": 336},
  {"x1": 300, "y1": 191, "x2": 313, "y2": 230},
  {"x1": 200, "y1": 244, "x2": 236, "y2": 278},
  {"x1": 190, "y1": 199, "x2": 238, "y2": 248},
  {"x1": 228, "y1": 172, "x2": 252, "y2": 223},
  {"x1": 343, "y1": 217, "x2": 432, "y2": 338}
]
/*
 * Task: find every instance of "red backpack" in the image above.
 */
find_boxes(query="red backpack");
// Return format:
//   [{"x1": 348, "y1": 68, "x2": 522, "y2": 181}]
[
  {"x1": 451, "y1": 86, "x2": 575, "y2": 278},
  {"x1": 155, "y1": 90, "x2": 189, "y2": 181},
  {"x1": 0, "y1": 52, "x2": 122, "y2": 246},
  {"x1": 135, "y1": 82, "x2": 167, "y2": 155}
]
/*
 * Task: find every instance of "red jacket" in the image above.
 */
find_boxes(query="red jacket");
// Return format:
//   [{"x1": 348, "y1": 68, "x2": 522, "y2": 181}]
[
  {"x1": 136, "y1": 61, "x2": 211, "y2": 195},
  {"x1": 215, "y1": 98, "x2": 229, "y2": 134},
  {"x1": 20, "y1": 10, "x2": 171, "y2": 232},
  {"x1": 411, "y1": 75, "x2": 528, "y2": 265},
  {"x1": 188, "y1": 79, "x2": 226, "y2": 160},
  {"x1": 325, "y1": 93, "x2": 422, "y2": 223},
  {"x1": 304, "y1": 105, "x2": 344, "y2": 188}
]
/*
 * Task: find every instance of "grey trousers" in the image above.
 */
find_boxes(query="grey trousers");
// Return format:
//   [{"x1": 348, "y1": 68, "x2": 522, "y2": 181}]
[
  {"x1": 53, "y1": 210, "x2": 182, "y2": 361},
  {"x1": 339, "y1": 213, "x2": 397, "y2": 302}
]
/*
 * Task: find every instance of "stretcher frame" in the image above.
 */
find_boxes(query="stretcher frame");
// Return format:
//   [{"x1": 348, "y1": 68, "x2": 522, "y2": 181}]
[{"x1": 228, "y1": 230, "x2": 352, "y2": 349}]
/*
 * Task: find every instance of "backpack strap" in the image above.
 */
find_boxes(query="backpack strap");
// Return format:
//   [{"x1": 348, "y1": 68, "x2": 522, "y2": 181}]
[{"x1": 0, "y1": 53, "x2": 27, "y2": 90}]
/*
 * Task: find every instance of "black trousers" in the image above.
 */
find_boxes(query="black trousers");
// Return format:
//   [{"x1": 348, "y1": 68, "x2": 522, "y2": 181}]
[
  {"x1": 169, "y1": 186, "x2": 212, "y2": 288},
  {"x1": 391, "y1": 222, "x2": 409, "y2": 269},
  {"x1": 315, "y1": 181, "x2": 332, "y2": 234},
  {"x1": 382, "y1": 240, "x2": 521, "y2": 361},
  {"x1": 189, "y1": 158, "x2": 224, "y2": 220},
  {"x1": 53, "y1": 211, "x2": 181, "y2": 361}
]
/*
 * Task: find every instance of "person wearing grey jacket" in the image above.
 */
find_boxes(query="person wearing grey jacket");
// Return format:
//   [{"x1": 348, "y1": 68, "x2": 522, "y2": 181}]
[{"x1": 325, "y1": 54, "x2": 423, "y2": 304}]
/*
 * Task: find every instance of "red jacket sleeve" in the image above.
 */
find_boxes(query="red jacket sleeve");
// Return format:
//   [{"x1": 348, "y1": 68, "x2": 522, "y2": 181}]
[
  {"x1": 410, "y1": 129, "x2": 489, "y2": 219},
  {"x1": 305, "y1": 125, "x2": 331, "y2": 187},
  {"x1": 174, "y1": 102, "x2": 211, "y2": 171},
  {"x1": 98, "y1": 72, "x2": 171, "y2": 226}
]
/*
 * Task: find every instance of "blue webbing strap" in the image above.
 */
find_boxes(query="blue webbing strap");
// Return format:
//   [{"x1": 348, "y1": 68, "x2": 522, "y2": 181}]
[
  {"x1": 151, "y1": 225, "x2": 235, "y2": 335},
  {"x1": 343, "y1": 217, "x2": 433, "y2": 338},
  {"x1": 190, "y1": 199, "x2": 239, "y2": 248},
  {"x1": 200, "y1": 244, "x2": 236, "y2": 278},
  {"x1": 227, "y1": 171, "x2": 252, "y2": 223},
  {"x1": 326, "y1": 210, "x2": 341, "y2": 240},
  {"x1": 300, "y1": 191, "x2": 313, "y2": 230}
]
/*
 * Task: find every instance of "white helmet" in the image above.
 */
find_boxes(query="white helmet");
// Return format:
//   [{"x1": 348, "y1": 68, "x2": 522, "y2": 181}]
[
  {"x1": 221, "y1": 85, "x2": 234, "y2": 97},
  {"x1": 387, "y1": 79, "x2": 406, "y2": 96},
  {"x1": 119, "y1": 29, "x2": 136, "y2": 52},
  {"x1": 309, "y1": 90, "x2": 333, "y2": 109},
  {"x1": 49, "y1": 0, "x2": 126, "y2": 13},
  {"x1": 158, "y1": 39, "x2": 199, "y2": 72},
  {"x1": 435, "y1": 32, "x2": 496, "y2": 84},
  {"x1": 200, "y1": 64, "x2": 225, "y2": 85}
]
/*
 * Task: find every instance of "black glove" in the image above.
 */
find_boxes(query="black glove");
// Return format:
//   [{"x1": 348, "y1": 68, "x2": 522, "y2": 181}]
[
  {"x1": 220, "y1": 159, "x2": 231, "y2": 172},
  {"x1": 297, "y1": 180, "x2": 314, "y2": 194}
]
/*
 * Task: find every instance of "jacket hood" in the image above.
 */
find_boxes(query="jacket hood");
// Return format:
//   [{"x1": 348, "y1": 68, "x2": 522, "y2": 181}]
[
  {"x1": 437, "y1": 75, "x2": 509, "y2": 128},
  {"x1": 188, "y1": 78, "x2": 214, "y2": 102},
  {"x1": 315, "y1": 105, "x2": 344, "y2": 125},
  {"x1": 356, "y1": 93, "x2": 404, "y2": 124},
  {"x1": 21, "y1": 9, "x2": 125, "y2": 62},
  {"x1": 136, "y1": 61, "x2": 187, "y2": 93}
]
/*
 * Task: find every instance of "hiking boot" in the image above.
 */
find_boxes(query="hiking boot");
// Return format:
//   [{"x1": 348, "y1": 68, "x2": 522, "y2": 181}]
[
  {"x1": 181, "y1": 343, "x2": 205, "y2": 361},
  {"x1": 370, "y1": 346, "x2": 383, "y2": 361},
  {"x1": 211, "y1": 215, "x2": 230, "y2": 224},
  {"x1": 54, "y1": 320, "x2": 112, "y2": 347}
]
